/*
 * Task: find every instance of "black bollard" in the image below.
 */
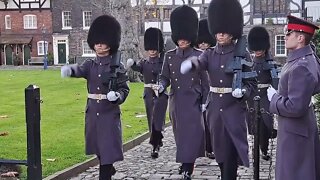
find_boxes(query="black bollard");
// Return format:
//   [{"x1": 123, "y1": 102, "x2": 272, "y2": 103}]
[
  {"x1": 253, "y1": 96, "x2": 261, "y2": 180},
  {"x1": 25, "y1": 85, "x2": 42, "y2": 180}
]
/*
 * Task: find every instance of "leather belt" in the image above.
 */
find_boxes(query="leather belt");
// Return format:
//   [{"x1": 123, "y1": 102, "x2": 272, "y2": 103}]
[
  {"x1": 210, "y1": 86, "x2": 233, "y2": 94},
  {"x1": 88, "y1": 94, "x2": 107, "y2": 100},
  {"x1": 257, "y1": 84, "x2": 270, "y2": 88}
]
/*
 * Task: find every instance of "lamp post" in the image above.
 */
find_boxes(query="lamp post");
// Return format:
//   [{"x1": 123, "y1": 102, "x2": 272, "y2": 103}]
[{"x1": 41, "y1": 25, "x2": 48, "y2": 70}]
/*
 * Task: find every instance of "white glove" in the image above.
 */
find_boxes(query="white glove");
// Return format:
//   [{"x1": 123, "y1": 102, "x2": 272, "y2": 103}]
[
  {"x1": 267, "y1": 86, "x2": 277, "y2": 101},
  {"x1": 232, "y1": 88, "x2": 245, "y2": 98},
  {"x1": 61, "y1": 65, "x2": 72, "y2": 78},
  {"x1": 126, "y1": 58, "x2": 134, "y2": 68},
  {"x1": 107, "y1": 91, "x2": 120, "y2": 101},
  {"x1": 153, "y1": 84, "x2": 165, "y2": 93},
  {"x1": 180, "y1": 59, "x2": 193, "y2": 74},
  {"x1": 201, "y1": 104, "x2": 207, "y2": 112}
]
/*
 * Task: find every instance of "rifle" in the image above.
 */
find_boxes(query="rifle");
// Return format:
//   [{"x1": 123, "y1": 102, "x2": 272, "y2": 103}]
[
  {"x1": 263, "y1": 52, "x2": 280, "y2": 90},
  {"x1": 225, "y1": 35, "x2": 257, "y2": 91},
  {"x1": 102, "y1": 51, "x2": 128, "y2": 91}
]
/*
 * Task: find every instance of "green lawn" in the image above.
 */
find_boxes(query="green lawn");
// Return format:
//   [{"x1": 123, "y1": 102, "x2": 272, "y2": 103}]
[{"x1": 0, "y1": 69, "x2": 149, "y2": 179}]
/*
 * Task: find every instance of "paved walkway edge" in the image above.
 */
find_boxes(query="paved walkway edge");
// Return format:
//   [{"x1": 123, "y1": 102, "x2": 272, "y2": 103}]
[{"x1": 44, "y1": 122, "x2": 171, "y2": 180}]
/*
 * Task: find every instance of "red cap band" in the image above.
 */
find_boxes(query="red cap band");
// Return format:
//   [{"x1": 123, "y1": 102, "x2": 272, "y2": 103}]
[{"x1": 288, "y1": 23, "x2": 315, "y2": 34}]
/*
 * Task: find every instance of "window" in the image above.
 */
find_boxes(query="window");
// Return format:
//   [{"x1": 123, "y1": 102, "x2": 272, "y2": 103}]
[
  {"x1": 145, "y1": 9, "x2": 160, "y2": 19},
  {"x1": 83, "y1": 11, "x2": 92, "y2": 29},
  {"x1": 253, "y1": 0, "x2": 286, "y2": 14},
  {"x1": 275, "y1": 35, "x2": 286, "y2": 56},
  {"x1": 37, "y1": 41, "x2": 48, "y2": 55},
  {"x1": 24, "y1": 15, "x2": 37, "y2": 29},
  {"x1": 82, "y1": 41, "x2": 95, "y2": 56},
  {"x1": 163, "y1": 8, "x2": 171, "y2": 19},
  {"x1": 62, "y1": 11, "x2": 72, "y2": 29},
  {"x1": 5, "y1": 15, "x2": 11, "y2": 29}
]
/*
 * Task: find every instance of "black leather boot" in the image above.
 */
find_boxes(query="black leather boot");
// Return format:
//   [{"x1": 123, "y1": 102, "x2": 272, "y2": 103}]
[{"x1": 151, "y1": 145, "x2": 160, "y2": 159}]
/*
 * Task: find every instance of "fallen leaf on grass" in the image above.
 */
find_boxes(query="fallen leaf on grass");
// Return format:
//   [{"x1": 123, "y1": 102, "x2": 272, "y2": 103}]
[
  {"x1": 0, "y1": 132, "x2": 9, "y2": 136},
  {"x1": 135, "y1": 114, "x2": 146, "y2": 118},
  {"x1": 0, "y1": 115, "x2": 8, "y2": 119},
  {"x1": 1, "y1": 171, "x2": 19, "y2": 177},
  {"x1": 46, "y1": 158, "x2": 56, "y2": 162},
  {"x1": 125, "y1": 125, "x2": 132, "y2": 128}
]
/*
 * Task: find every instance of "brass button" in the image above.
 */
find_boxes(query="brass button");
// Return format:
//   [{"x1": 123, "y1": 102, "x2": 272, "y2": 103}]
[
  {"x1": 220, "y1": 109, "x2": 223, "y2": 112},
  {"x1": 173, "y1": 71, "x2": 175, "y2": 74},
  {"x1": 169, "y1": 56, "x2": 171, "y2": 59},
  {"x1": 219, "y1": 94, "x2": 223, "y2": 97},
  {"x1": 258, "y1": 89, "x2": 261, "y2": 92},
  {"x1": 96, "y1": 113, "x2": 100, "y2": 116},
  {"x1": 170, "y1": 64, "x2": 172, "y2": 66},
  {"x1": 99, "y1": 63, "x2": 102, "y2": 65},
  {"x1": 98, "y1": 74, "x2": 101, "y2": 77},
  {"x1": 220, "y1": 80, "x2": 223, "y2": 83},
  {"x1": 191, "y1": 78, "x2": 194, "y2": 81},
  {"x1": 151, "y1": 80, "x2": 154, "y2": 82},
  {"x1": 221, "y1": 65, "x2": 224, "y2": 68},
  {"x1": 175, "y1": 78, "x2": 178, "y2": 81},
  {"x1": 177, "y1": 86, "x2": 180, "y2": 89},
  {"x1": 97, "y1": 100, "x2": 100, "y2": 103},
  {"x1": 97, "y1": 87, "x2": 100, "y2": 90}
]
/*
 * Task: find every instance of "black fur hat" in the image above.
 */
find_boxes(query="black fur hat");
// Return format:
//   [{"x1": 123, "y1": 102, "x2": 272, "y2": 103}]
[
  {"x1": 197, "y1": 19, "x2": 216, "y2": 46},
  {"x1": 144, "y1": 27, "x2": 164, "y2": 52},
  {"x1": 170, "y1": 5, "x2": 198, "y2": 47},
  {"x1": 208, "y1": 0, "x2": 243, "y2": 39},
  {"x1": 87, "y1": 15, "x2": 121, "y2": 54},
  {"x1": 248, "y1": 26, "x2": 270, "y2": 51}
]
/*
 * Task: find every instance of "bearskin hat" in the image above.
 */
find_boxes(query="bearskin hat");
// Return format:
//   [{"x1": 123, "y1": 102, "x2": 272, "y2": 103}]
[
  {"x1": 170, "y1": 5, "x2": 198, "y2": 46},
  {"x1": 197, "y1": 19, "x2": 216, "y2": 46},
  {"x1": 144, "y1": 27, "x2": 164, "y2": 52},
  {"x1": 87, "y1": 15, "x2": 121, "y2": 54},
  {"x1": 248, "y1": 26, "x2": 270, "y2": 51},
  {"x1": 207, "y1": 0, "x2": 243, "y2": 39}
]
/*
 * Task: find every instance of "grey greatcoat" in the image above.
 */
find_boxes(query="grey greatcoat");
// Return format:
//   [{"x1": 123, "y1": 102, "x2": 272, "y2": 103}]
[
  {"x1": 131, "y1": 56, "x2": 168, "y2": 132},
  {"x1": 161, "y1": 47, "x2": 209, "y2": 163},
  {"x1": 70, "y1": 55, "x2": 129, "y2": 165},
  {"x1": 197, "y1": 44, "x2": 256, "y2": 167},
  {"x1": 269, "y1": 45, "x2": 320, "y2": 180},
  {"x1": 247, "y1": 56, "x2": 275, "y2": 137}
]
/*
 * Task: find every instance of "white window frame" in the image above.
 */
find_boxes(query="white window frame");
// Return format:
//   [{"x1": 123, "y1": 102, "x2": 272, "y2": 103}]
[
  {"x1": 62, "y1": 11, "x2": 72, "y2": 29},
  {"x1": 83, "y1": 11, "x2": 92, "y2": 30},
  {"x1": 274, "y1": 35, "x2": 287, "y2": 57},
  {"x1": 23, "y1": 15, "x2": 37, "y2": 29},
  {"x1": 82, "y1": 41, "x2": 95, "y2": 57},
  {"x1": 37, "y1": 41, "x2": 48, "y2": 55},
  {"x1": 5, "y1": 15, "x2": 11, "y2": 29}
]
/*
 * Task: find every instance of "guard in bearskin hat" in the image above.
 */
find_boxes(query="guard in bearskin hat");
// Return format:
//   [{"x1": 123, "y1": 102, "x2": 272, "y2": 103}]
[
  {"x1": 196, "y1": 18, "x2": 216, "y2": 160},
  {"x1": 196, "y1": 19, "x2": 216, "y2": 50},
  {"x1": 180, "y1": 0, "x2": 256, "y2": 179},
  {"x1": 247, "y1": 26, "x2": 277, "y2": 161},
  {"x1": 126, "y1": 27, "x2": 168, "y2": 159},
  {"x1": 267, "y1": 15, "x2": 320, "y2": 180},
  {"x1": 61, "y1": 15, "x2": 129, "y2": 180},
  {"x1": 157, "y1": 5, "x2": 209, "y2": 179}
]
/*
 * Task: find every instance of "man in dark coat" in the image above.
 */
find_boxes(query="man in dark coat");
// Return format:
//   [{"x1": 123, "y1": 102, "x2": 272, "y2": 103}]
[
  {"x1": 61, "y1": 15, "x2": 129, "y2": 180},
  {"x1": 267, "y1": 15, "x2": 320, "y2": 180},
  {"x1": 158, "y1": 5, "x2": 209, "y2": 179},
  {"x1": 247, "y1": 26, "x2": 277, "y2": 161},
  {"x1": 196, "y1": 18, "x2": 216, "y2": 160},
  {"x1": 126, "y1": 27, "x2": 168, "y2": 159},
  {"x1": 180, "y1": 0, "x2": 256, "y2": 179}
]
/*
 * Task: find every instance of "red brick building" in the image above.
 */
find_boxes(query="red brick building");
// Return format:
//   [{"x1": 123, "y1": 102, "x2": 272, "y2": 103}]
[{"x1": 0, "y1": 0, "x2": 52, "y2": 65}]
